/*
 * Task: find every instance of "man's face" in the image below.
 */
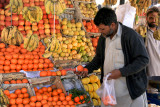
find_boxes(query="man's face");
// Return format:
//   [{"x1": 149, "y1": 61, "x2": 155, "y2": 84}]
[
  {"x1": 97, "y1": 24, "x2": 114, "y2": 38},
  {"x1": 147, "y1": 12, "x2": 158, "y2": 28}
]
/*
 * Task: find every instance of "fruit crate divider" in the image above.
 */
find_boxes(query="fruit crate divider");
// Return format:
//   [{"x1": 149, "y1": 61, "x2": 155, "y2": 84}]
[
  {"x1": 29, "y1": 76, "x2": 67, "y2": 95},
  {"x1": 2, "y1": 83, "x2": 35, "y2": 97}
]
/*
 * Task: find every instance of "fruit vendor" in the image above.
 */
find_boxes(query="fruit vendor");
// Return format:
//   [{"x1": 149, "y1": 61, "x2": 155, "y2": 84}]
[
  {"x1": 145, "y1": 6, "x2": 160, "y2": 76},
  {"x1": 78, "y1": 7, "x2": 149, "y2": 107}
]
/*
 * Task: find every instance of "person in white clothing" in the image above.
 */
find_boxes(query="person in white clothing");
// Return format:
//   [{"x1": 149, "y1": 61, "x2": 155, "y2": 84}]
[{"x1": 145, "y1": 7, "x2": 160, "y2": 76}]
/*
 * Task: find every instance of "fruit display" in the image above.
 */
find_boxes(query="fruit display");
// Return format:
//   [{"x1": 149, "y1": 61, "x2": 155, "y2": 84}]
[
  {"x1": 24, "y1": 33, "x2": 39, "y2": 51},
  {"x1": 1, "y1": 26, "x2": 23, "y2": 45},
  {"x1": 3, "y1": 79, "x2": 29, "y2": 84},
  {"x1": 39, "y1": 69, "x2": 67, "y2": 77},
  {"x1": 153, "y1": 29, "x2": 160, "y2": 40},
  {"x1": 44, "y1": 0, "x2": 66, "y2": 15},
  {"x1": 64, "y1": 0, "x2": 74, "y2": 8},
  {"x1": 103, "y1": 0, "x2": 117, "y2": 5},
  {"x1": 91, "y1": 36, "x2": 99, "y2": 51},
  {"x1": 5, "y1": 0, "x2": 23, "y2": 14},
  {"x1": 82, "y1": 19, "x2": 99, "y2": 33},
  {"x1": 81, "y1": 74, "x2": 101, "y2": 106},
  {"x1": 0, "y1": 42, "x2": 54, "y2": 73},
  {"x1": 0, "y1": 88, "x2": 9, "y2": 105},
  {"x1": 43, "y1": 35, "x2": 95, "y2": 62},
  {"x1": 78, "y1": 2, "x2": 98, "y2": 18},
  {"x1": 22, "y1": 6, "x2": 43, "y2": 23},
  {"x1": 135, "y1": 25, "x2": 147, "y2": 38},
  {"x1": 61, "y1": 18, "x2": 85, "y2": 36}
]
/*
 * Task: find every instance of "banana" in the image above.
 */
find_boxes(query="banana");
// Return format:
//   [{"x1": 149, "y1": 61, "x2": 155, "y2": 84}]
[
  {"x1": 50, "y1": 39, "x2": 56, "y2": 52},
  {"x1": 50, "y1": 3, "x2": 55, "y2": 15},
  {"x1": 1, "y1": 28, "x2": 9, "y2": 42},
  {"x1": 42, "y1": 52, "x2": 52, "y2": 58},
  {"x1": 45, "y1": 1, "x2": 52, "y2": 14},
  {"x1": 54, "y1": 40, "x2": 60, "y2": 52},
  {"x1": 28, "y1": 35, "x2": 35, "y2": 48},
  {"x1": 24, "y1": 33, "x2": 32, "y2": 48}
]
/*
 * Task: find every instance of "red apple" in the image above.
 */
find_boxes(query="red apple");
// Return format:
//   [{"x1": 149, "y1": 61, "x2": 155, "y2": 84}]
[
  {"x1": 55, "y1": 19, "x2": 59, "y2": 24},
  {"x1": 0, "y1": 4, "x2": 3, "y2": 8},
  {"x1": 5, "y1": 16, "x2": 11, "y2": 21},
  {"x1": 32, "y1": 25, "x2": 38, "y2": 31},
  {"x1": 30, "y1": 0, "x2": 34, "y2": 2},
  {"x1": 69, "y1": 4, "x2": 74, "y2": 8},
  {"x1": 43, "y1": 19, "x2": 49, "y2": 23},
  {"x1": 20, "y1": 31, "x2": 26, "y2": 35},
  {"x1": 26, "y1": 30, "x2": 32, "y2": 34},
  {"x1": 35, "y1": 0, "x2": 39, "y2": 2},
  {"x1": 24, "y1": 3, "x2": 30, "y2": 7},
  {"x1": 50, "y1": 24, "x2": 54, "y2": 29},
  {"x1": 55, "y1": 24, "x2": 60, "y2": 29},
  {"x1": 39, "y1": 29, "x2": 44, "y2": 34},
  {"x1": 25, "y1": 21, "x2": 31, "y2": 26},
  {"x1": 39, "y1": 1, "x2": 44, "y2": 6},
  {"x1": 33, "y1": 31, "x2": 39, "y2": 35},
  {"x1": 38, "y1": 24, "x2": 44, "y2": 29},
  {"x1": 12, "y1": 20, "x2": 19, "y2": 26},
  {"x1": 56, "y1": 29, "x2": 60, "y2": 33},
  {"x1": 48, "y1": 14, "x2": 53, "y2": 19},
  {"x1": 32, "y1": 23, "x2": 37, "y2": 26},
  {"x1": 42, "y1": 9, "x2": 46, "y2": 14},
  {"x1": 19, "y1": 20, "x2": 24, "y2": 25},
  {"x1": 18, "y1": 14, "x2": 24, "y2": 19},
  {"x1": 39, "y1": 20, "x2": 43, "y2": 24},
  {"x1": 30, "y1": 2, "x2": 35, "y2": 6},
  {"x1": 50, "y1": 29, "x2": 56, "y2": 34},
  {"x1": 0, "y1": 25, "x2": 4, "y2": 30},
  {"x1": 43, "y1": 14, "x2": 47, "y2": 19},
  {"x1": 1, "y1": 0, "x2": 5, "y2": 4},
  {"x1": 40, "y1": 6, "x2": 45, "y2": 10},
  {"x1": 44, "y1": 24, "x2": 50, "y2": 29},
  {"x1": 5, "y1": 21, "x2": 11, "y2": 26},
  {"x1": 18, "y1": 25, "x2": 24, "y2": 31},
  {"x1": 0, "y1": 9, "x2": 4, "y2": 15},
  {"x1": 0, "y1": 15, "x2": 5, "y2": 20},
  {"x1": 49, "y1": 19, "x2": 53, "y2": 24},
  {"x1": 35, "y1": 2, "x2": 40, "y2": 6},
  {"x1": 0, "y1": 20, "x2": 5, "y2": 26},
  {"x1": 25, "y1": 25, "x2": 31, "y2": 30},
  {"x1": 23, "y1": 0, "x2": 29, "y2": 3}
]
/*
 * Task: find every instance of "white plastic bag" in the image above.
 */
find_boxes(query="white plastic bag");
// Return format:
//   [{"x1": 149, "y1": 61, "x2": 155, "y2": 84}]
[
  {"x1": 96, "y1": 73, "x2": 117, "y2": 106},
  {"x1": 116, "y1": 2, "x2": 136, "y2": 28}
]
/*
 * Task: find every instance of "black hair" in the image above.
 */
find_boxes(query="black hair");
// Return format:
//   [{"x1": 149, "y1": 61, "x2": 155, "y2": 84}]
[
  {"x1": 146, "y1": 6, "x2": 159, "y2": 17},
  {"x1": 94, "y1": 7, "x2": 117, "y2": 26}
]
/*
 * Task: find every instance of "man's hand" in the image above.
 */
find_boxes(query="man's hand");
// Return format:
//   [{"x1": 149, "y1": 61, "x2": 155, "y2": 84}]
[
  {"x1": 74, "y1": 71, "x2": 88, "y2": 77},
  {"x1": 108, "y1": 69, "x2": 122, "y2": 80}
]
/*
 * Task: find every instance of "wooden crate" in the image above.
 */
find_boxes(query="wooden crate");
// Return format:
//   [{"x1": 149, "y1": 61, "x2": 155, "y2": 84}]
[{"x1": 29, "y1": 76, "x2": 66, "y2": 95}]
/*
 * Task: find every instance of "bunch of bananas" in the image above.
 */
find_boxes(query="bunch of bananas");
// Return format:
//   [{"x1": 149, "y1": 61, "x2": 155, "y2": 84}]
[
  {"x1": 153, "y1": 29, "x2": 160, "y2": 40},
  {"x1": 0, "y1": 88, "x2": 9, "y2": 105},
  {"x1": 5, "y1": 0, "x2": 23, "y2": 14},
  {"x1": 135, "y1": 25, "x2": 147, "y2": 38},
  {"x1": 45, "y1": 0, "x2": 66, "y2": 15},
  {"x1": 1, "y1": 26, "x2": 23, "y2": 45},
  {"x1": 43, "y1": 37, "x2": 61, "y2": 58},
  {"x1": 22, "y1": 6, "x2": 43, "y2": 23},
  {"x1": 24, "y1": 34, "x2": 39, "y2": 51},
  {"x1": 103, "y1": 0, "x2": 117, "y2": 6}
]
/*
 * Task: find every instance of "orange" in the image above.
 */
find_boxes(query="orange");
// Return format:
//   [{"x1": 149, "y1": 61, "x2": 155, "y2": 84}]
[
  {"x1": 29, "y1": 102, "x2": 36, "y2": 106},
  {"x1": 34, "y1": 55, "x2": 39, "y2": 59},
  {"x1": 47, "y1": 87, "x2": 52, "y2": 92},
  {"x1": 16, "y1": 80, "x2": 22, "y2": 84},
  {"x1": 28, "y1": 64, "x2": 33, "y2": 69},
  {"x1": 16, "y1": 65, "x2": 22, "y2": 70},
  {"x1": 66, "y1": 96, "x2": 71, "y2": 101},
  {"x1": 10, "y1": 98, "x2": 16, "y2": 105},
  {"x1": 38, "y1": 89, "x2": 43, "y2": 94},
  {"x1": 14, "y1": 49, "x2": 20, "y2": 53},
  {"x1": 49, "y1": 63, "x2": 54, "y2": 68},
  {"x1": 0, "y1": 65, "x2": 3, "y2": 70},
  {"x1": 21, "y1": 64, "x2": 28, "y2": 70},
  {"x1": 15, "y1": 89, "x2": 21, "y2": 94},
  {"x1": 77, "y1": 65, "x2": 84, "y2": 72},
  {"x1": 5, "y1": 60, "x2": 10, "y2": 65},
  {"x1": 21, "y1": 88, "x2": 27, "y2": 94},
  {"x1": 28, "y1": 60, "x2": 33, "y2": 64},
  {"x1": 17, "y1": 104, "x2": 23, "y2": 107},
  {"x1": 48, "y1": 101, "x2": 52, "y2": 106},
  {"x1": 10, "y1": 80, "x2": 16, "y2": 84},
  {"x1": 23, "y1": 98, "x2": 30, "y2": 104},
  {"x1": 33, "y1": 64, "x2": 38, "y2": 69},
  {"x1": 60, "y1": 93, "x2": 65, "y2": 96},
  {"x1": 10, "y1": 70, "x2": 16, "y2": 73},
  {"x1": 20, "y1": 44, "x2": 24, "y2": 48},
  {"x1": 47, "y1": 71, "x2": 52, "y2": 76},
  {"x1": 4, "y1": 90, "x2": 10, "y2": 96},
  {"x1": 62, "y1": 100, "x2": 68, "y2": 105},
  {"x1": 11, "y1": 59, "x2": 18, "y2": 64},
  {"x1": 52, "y1": 101, "x2": 56, "y2": 106},
  {"x1": 34, "y1": 87, "x2": 38, "y2": 92},
  {"x1": 24, "y1": 54, "x2": 30, "y2": 59},
  {"x1": 57, "y1": 101, "x2": 62, "y2": 105},
  {"x1": 44, "y1": 59, "x2": 51, "y2": 63},
  {"x1": 40, "y1": 71, "x2": 47, "y2": 77},
  {"x1": 59, "y1": 95, "x2": 65, "y2": 101},
  {"x1": 6, "y1": 48, "x2": 13, "y2": 52},
  {"x1": 24, "y1": 104, "x2": 30, "y2": 107},
  {"x1": 23, "y1": 93, "x2": 29, "y2": 98},
  {"x1": 52, "y1": 90, "x2": 58, "y2": 96},
  {"x1": 20, "y1": 49, "x2": 27, "y2": 54},
  {"x1": 0, "y1": 60, "x2": 4, "y2": 65},
  {"x1": 22, "y1": 79, "x2": 28, "y2": 83},
  {"x1": 43, "y1": 63, "x2": 48, "y2": 68},
  {"x1": 74, "y1": 97, "x2": 80, "y2": 103},
  {"x1": 48, "y1": 96, "x2": 53, "y2": 101},
  {"x1": 18, "y1": 94, "x2": 24, "y2": 98},
  {"x1": 33, "y1": 59, "x2": 39, "y2": 64},
  {"x1": 61, "y1": 70, "x2": 67, "y2": 76},
  {"x1": 24, "y1": 59, "x2": 29, "y2": 64},
  {"x1": 18, "y1": 59, "x2": 24, "y2": 65},
  {"x1": 36, "y1": 102, "x2": 42, "y2": 107},
  {"x1": 53, "y1": 95, "x2": 59, "y2": 101},
  {"x1": 57, "y1": 89, "x2": 63, "y2": 94},
  {"x1": 4, "y1": 65, "x2": 10, "y2": 71},
  {"x1": 36, "y1": 95, "x2": 43, "y2": 101},
  {"x1": 41, "y1": 99, "x2": 47, "y2": 105},
  {"x1": 30, "y1": 96, "x2": 37, "y2": 102},
  {"x1": 0, "y1": 70, "x2": 4, "y2": 73},
  {"x1": 16, "y1": 98, "x2": 23, "y2": 104},
  {"x1": 38, "y1": 63, "x2": 43, "y2": 69},
  {"x1": 19, "y1": 54, "x2": 24, "y2": 59},
  {"x1": 43, "y1": 104, "x2": 49, "y2": 107},
  {"x1": 0, "y1": 43, "x2": 5, "y2": 48},
  {"x1": 10, "y1": 64, "x2": 16, "y2": 70},
  {"x1": 1, "y1": 48, "x2": 6, "y2": 52},
  {"x1": 42, "y1": 95, "x2": 48, "y2": 100},
  {"x1": 0, "y1": 56, "x2": 5, "y2": 60},
  {"x1": 52, "y1": 72, "x2": 57, "y2": 76},
  {"x1": 4, "y1": 81, "x2": 10, "y2": 84},
  {"x1": 5, "y1": 54, "x2": 12, "y2": 60},
  {"x1": 68, "y1": 101, "x2": 74, "y2": 105}
]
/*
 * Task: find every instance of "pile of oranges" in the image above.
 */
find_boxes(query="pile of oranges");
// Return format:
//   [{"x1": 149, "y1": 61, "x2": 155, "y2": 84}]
[
  {"x1": 3, "y1": 79, "x2": 29, "y2": 84},
  {"x1": 39, "y1": 70, "x2": 67, "y2": 77},
  {"x1": 0, "y1": 42, "x2": 54, "y2": 73}
]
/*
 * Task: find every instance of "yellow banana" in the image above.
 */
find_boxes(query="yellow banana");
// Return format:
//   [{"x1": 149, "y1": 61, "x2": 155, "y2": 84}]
[
  {"x1": 45, "y1": 1, "x2": 52, "y2": 14},
  {"x1": 42, "y1": 52, "x2": 52, "y2": 58},
  {"x1": 24, "y1": 33, "x2": 32, "y2": 49}
]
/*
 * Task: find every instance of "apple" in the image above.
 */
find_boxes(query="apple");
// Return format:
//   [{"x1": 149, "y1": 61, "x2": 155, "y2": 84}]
[
  {"x1": 55, "y1": 19, "x2": 59, "y2": 24},
  {"x1": 50, "y1": 24, "x2": 55, "y2": 29},
  {"x1": 49, "y1": 19, "x2": 53, "y2": 24},
  {"x1": 42, "y1": 9, "x2": 46, "y2": 14},
  {"x1": 39, "y1": 1, "x2": 44, "y2": 6},
  {"x1": 18, "y1": 25, "x2": 24, "y2": 31},
  {"x1": 19, "y1": 20, "x2": 24, "y2": 25},
  {"x1": 25, "y1": 21, "x2": 31, "y2": 26},
  {"x1": 25, "y1": 25, "x2": 31, "y2": 30},
  {"x1": 33, "y1": 31, "x2": 39, "y2": 35},
  {"x1": 1, "y1": 0, "x2": 5, "y2": 3},
  {"x1": 39, "y1": 29, "x2": 44, "y2": 34},
  {"x1": 39, "y1": 20, "x2": 43, "y2": 24},
  {"x1": 19, "y1": 14, "x2": 24, "y2": 19},
  {"x1": 26, "y1": 30, "x2": 33, "y2": 34},
  {"x1": 55, "y1": 25, "x2": 60, "y2": 29},
  {"x1": 0, "y1": 25, "x2": 4, "y2": 30},
  {"x1": 50, "y1": 29, "x2": 56, "y2": 34},
  {"x1": 40, "y1": 6, "x2": 45, "y2": 10},
  {"x1": 12, "y1": 20, "x2": 19, "y2": 26},
  {"x1": 35, "y1": 2, "x2": 40, "y2": 6},
  {"x1": 69, "y1": 4, "x2": 74, "y2": 8},
  {"x1": 32, "y1": 23, "x2": 37, "y2": 26},
  {"x1": 43, "y1": 14, "x2": 47, "y2": 19},
  {"x1": 20, "y1": 31, "x2": 26, "y2": 35},
  {"x1": 43, "y1": 19, "x2": 49, "y2": 23},
  {"x1": 24, "y1": 3, "x2": 30, "y2": 7},
  {"x1": 45, "y1": 29, "x2": 50, "y2": 34},
  {"x1": 32, "y1": 25, "x2": 38, "y2": 31},
  {"x1": 56, "y1": 29, "x2": 60, "y2": 33},
  {"x1": 48, "y1": 14, "x2": 53, "y2": 19},
  {"x1": 0, "y1": 9, "x2": 4, "y2": 15},
  {"x1": 6, "y1": 0, "x2": 10, "y2": 2},
  {"x1": 44, "y1": 24, "x2": 50, "y2": 29},
  {"x1": 5, "y1": 21, "x2": 11, "y2": 26},
  {"x1": 79, "y1": 30, "x2": 85, "y2": 36},
  {"x1": 0, "y1": 20, "x2": 5, "y2": 26},
  {"x1": 5, "y1": 16, "x2": 11, "y2": 21},
  {"x1": 0, "y1": 4, "x2": 3, "y2": 8},
  {"x1": 38, "y1": 24, "x2": 44, "y2": 29},
  {"x1": 0, "y1": 15, "x2": 5, "y2": 20},
  {"x1": 30, "y1": 2, "x2": 35, "y2": 6},
  {"x1": 30, "y1": 0, "x2": 34, "y2": 2}
]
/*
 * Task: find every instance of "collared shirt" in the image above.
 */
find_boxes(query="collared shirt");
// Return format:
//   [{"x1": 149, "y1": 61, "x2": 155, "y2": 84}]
[
  {"x1": 103, "y1": 23, "x2": 129, "y2": 97},
  {"x1": 146, "y1": 28, "x2": 160, "y2": 76}
]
